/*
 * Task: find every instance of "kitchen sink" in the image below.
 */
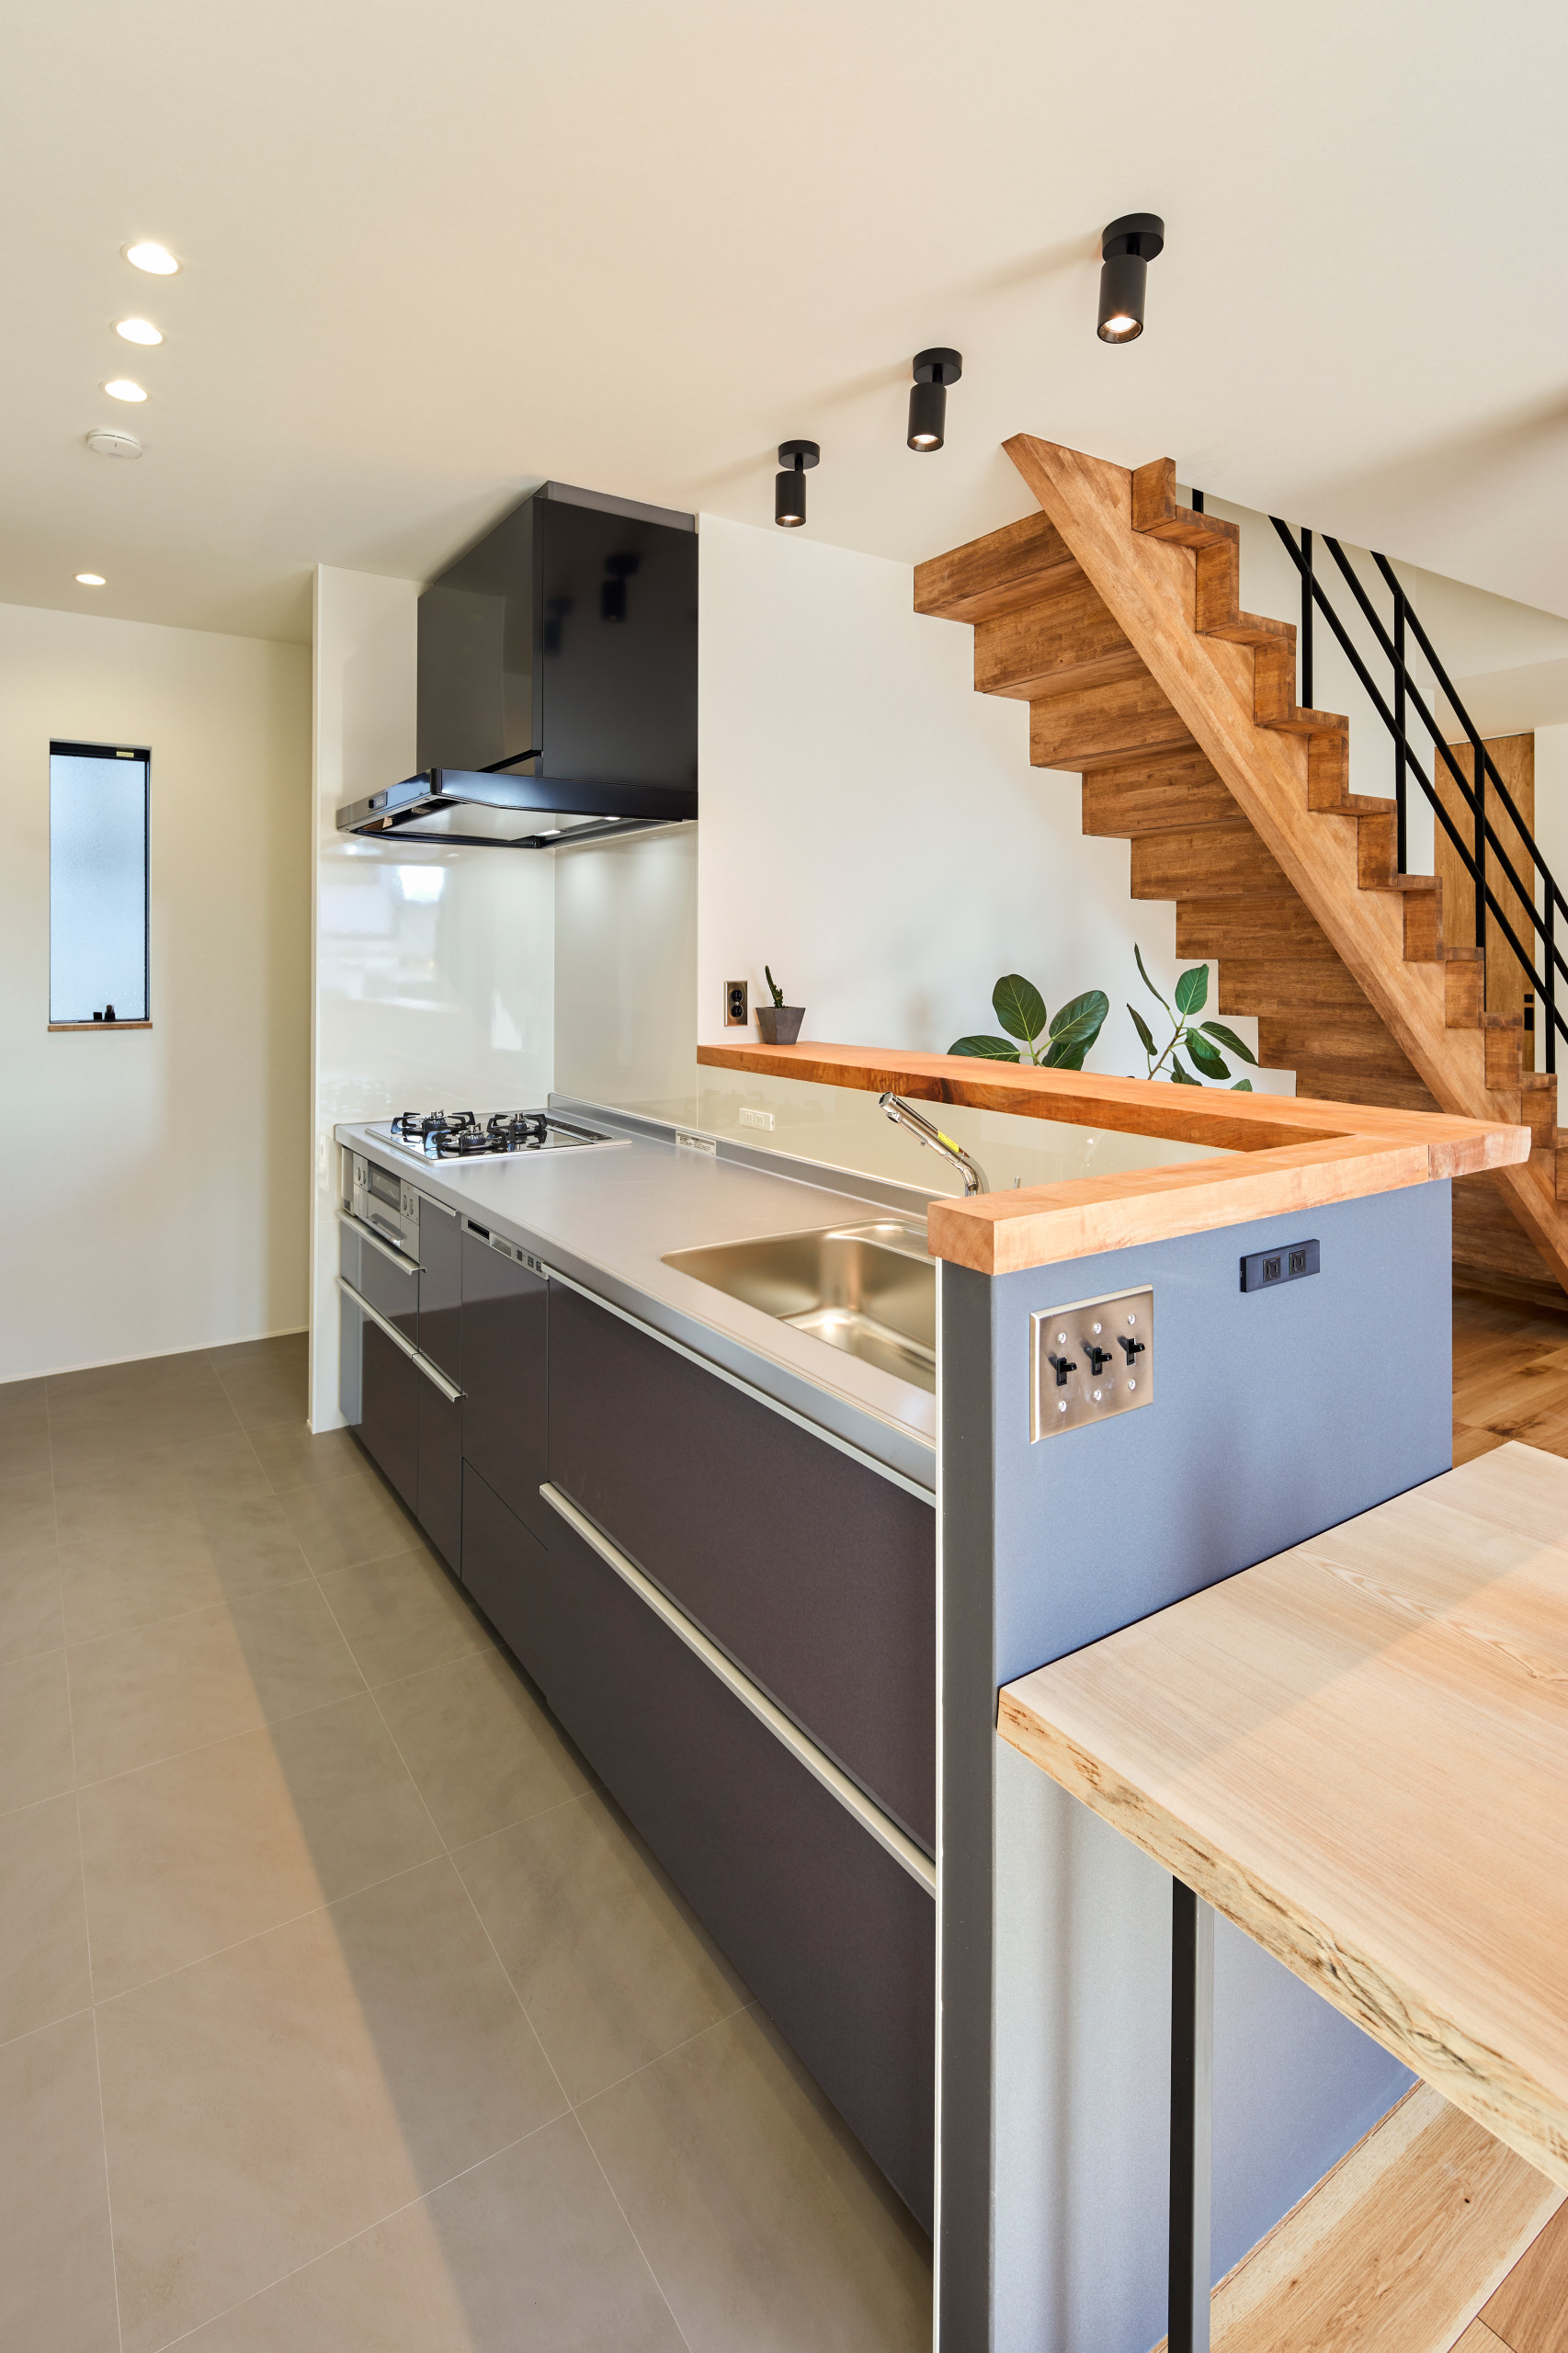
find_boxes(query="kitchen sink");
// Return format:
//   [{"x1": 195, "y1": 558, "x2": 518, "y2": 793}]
[{"x1": 663, "y1": 1222, "x2": 936, "y2": 1391}]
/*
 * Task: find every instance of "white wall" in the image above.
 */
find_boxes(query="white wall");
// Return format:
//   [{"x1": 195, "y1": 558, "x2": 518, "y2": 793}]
[
  {"x1": 553, "y1": 827, "x2": 698, "y2": 1116},
  {"x1": 695, "y1": 514, "x2": 1217, "y2": 1092},
  {"x1": 309, "y1": 564, "x2": 555, "y2": 1429},
  {"x1": 0, "y1": 600, "x2": 310, "y2": 1381}
]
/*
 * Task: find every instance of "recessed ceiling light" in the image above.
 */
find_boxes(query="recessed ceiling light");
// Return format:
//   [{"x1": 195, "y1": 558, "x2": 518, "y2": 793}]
[
  {"x1": 75, "y1": 573, "x2": 106, "y2": 586},
  {"x1": 123, "y1": 241, "x2": 179, "y2": 276},
  {"x1": 103, "y1": 379, "x2": 147, "y2": 403},
  {"x1": 115, "y1": 317, "x2": 163, "y2": 346}
]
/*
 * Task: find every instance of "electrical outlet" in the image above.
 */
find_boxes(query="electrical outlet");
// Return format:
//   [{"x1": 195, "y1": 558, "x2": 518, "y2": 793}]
[
  {"x1": 739, "y1": 1107, "x2": 775, "y2": 1131},
  {"x1": 724, "y1": 980, "x2": 748, "y2": 1027},
  {"x1": 1240, "y1": 1238, "x2": 1320, "y2": 1293},
  {"x1": 1030, "y1": 1288, "x2": 1153, "y2": 1441}
]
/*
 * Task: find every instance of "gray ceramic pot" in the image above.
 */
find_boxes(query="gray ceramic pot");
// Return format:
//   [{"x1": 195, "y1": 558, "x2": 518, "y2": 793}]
[{"x1": 756, "y1": 1005, "x2": 804, "y2": 1045}]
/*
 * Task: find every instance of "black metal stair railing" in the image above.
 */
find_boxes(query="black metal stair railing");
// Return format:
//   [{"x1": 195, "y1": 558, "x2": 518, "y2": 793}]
[{"x1": 1266, "y1": 516, "x2": 1568, "y2": 1076}]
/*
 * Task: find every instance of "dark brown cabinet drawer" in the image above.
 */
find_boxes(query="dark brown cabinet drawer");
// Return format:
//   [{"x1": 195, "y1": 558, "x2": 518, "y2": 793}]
[
  {"x1": 548, "y1": 1286, "x2": 936, "y2": 1850},
  {"x1": 359, "y1": 1322, "x2": 419, "y2": 1511},
  {"x1": 539, "y1": 1503, "x2": 934, "y2": 2230},
  {"x1": 460, "y1": 1462, "x2": 560, "y2": 1691},
  {"x1": 460, "y1": 1229, "x2": 550, "y2": 1546}
]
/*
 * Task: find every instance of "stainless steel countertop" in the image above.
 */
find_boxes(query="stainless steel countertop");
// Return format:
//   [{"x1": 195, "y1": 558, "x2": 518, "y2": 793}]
[{"x1": 335, "y1": 1098, "x2": 938, "y2": 1491}]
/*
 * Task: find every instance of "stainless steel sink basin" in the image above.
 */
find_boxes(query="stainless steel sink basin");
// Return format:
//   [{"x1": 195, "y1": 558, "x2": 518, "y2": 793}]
[{"x1": 663, "y1": 1222, "x2": 936, "y2": 1391}]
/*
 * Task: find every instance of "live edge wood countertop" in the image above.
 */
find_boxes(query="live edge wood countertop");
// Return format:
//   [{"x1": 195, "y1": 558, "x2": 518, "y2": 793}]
[
  {"x1": 696, "y1": 1040, "x2": 1528, "y2": 1277},
  {"x1": 997, "y1": 1442, "x2": 1568, "y2": 2190}
]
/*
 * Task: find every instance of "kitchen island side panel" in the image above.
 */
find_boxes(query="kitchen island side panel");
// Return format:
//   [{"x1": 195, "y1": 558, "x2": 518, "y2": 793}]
[{"x1": 939, "y1": 1181, "x2": 1451, "y2": 2353}]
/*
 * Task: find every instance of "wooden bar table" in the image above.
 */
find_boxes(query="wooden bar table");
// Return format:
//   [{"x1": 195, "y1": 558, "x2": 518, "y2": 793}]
[{"x1": 999, "y1": 1439, "x2": 1568, "y2": 2353}]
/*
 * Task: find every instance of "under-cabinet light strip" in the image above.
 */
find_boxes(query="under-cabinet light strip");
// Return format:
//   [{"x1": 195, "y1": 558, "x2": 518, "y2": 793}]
[
  {"x1": 336, "y1": 1277, "x2": 463, "y2": 1404},
  {"x1": 538, "y1": 1258, "x2": 936, "y2": 1506},
  {"x1": 540, "y1": 1481, "x2": 937, "y2": 1896}
]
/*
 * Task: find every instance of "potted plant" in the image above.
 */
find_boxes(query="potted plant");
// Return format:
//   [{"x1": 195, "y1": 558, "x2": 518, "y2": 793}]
[{"x1": 757, "y1": 965, "x2": 804, "y2": 1045}]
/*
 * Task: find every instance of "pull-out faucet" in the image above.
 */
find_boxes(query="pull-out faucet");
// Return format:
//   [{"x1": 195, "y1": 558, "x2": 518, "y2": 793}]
[{"x1": 879, "y1": 1093, "x2": 991, "y2": 1197}]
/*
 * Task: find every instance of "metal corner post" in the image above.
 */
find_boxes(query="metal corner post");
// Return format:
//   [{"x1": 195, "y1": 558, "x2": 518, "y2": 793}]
[{"x1": 1169, "y1": 1880, "x2": 1214, "y2": 2353}]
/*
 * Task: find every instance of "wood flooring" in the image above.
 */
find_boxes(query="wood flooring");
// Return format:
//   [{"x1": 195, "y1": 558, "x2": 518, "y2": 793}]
[{"x1": 1453, "y1": 1288, "x2": 1568, "y2": 1464}]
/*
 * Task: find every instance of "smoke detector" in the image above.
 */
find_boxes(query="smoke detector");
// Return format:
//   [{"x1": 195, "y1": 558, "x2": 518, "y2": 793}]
[{"x1": 85, "y1": 428, "x2": 142, "y2": 460}]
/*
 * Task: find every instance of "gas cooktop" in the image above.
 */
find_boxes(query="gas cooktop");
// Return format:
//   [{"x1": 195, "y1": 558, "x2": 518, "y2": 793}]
[{"x1": 369, "y1": 1108, "x2": 617, "y2": 1162}]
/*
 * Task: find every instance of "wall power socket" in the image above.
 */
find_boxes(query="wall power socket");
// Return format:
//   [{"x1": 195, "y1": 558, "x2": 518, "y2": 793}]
[{"x1": 739, "y1": 1108, "x2": 775, "y2": 1131}]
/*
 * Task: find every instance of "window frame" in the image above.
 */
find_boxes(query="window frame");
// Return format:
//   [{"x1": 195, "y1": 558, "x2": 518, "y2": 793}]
[{"x1": 47, "y1": 738, "x2": 153, "y2": 1031}]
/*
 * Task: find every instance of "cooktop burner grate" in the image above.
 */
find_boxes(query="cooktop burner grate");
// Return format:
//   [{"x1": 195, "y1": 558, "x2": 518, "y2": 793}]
[{"x1": 375, "y1": 1108, "x2": 613, "y2": 1159}]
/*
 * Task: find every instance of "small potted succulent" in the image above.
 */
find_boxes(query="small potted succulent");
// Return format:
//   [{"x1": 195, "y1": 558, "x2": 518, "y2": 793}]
[{"x1": 756, "y1": 965, "x2": 804, "y2": 1046}]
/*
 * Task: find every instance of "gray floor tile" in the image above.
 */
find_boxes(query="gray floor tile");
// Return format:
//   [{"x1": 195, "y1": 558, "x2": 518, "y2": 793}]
[
  {"x1": 49, "y1": 1384, "x2": 243, "y2": 1476},
  {"x1": 175, "y1": 2113, "x2": 685, "y2": 2353},
  {"x1": 0, "y1": 1547, "x2": 65, "y2": 1665},
  {"x1": 68, "y1": 1580, "x2": 366, "y2": 1784},
  {"x1": 0, "y1": 1471, "x2": 56, "y2": 1566},
  {"x1": 0, "y1": 1794, "x2": 91, "y2": 2043},
  {"x1": 47, "y1": 1346, "x2": 217, "y2": 1410},
  {"x1": 374, "y1": 1650, "x2": 592, "y2": 1847},
  {"x1": 318, "y1": 1542, "x2": 494, "y2": 1689},
  {"x1": 98, "y1": 1855, "x2": 565, "y2": 2353},
  {"x1": 0, "y1": 2011, "x2": 119, "y2": 2353},
  {"x1": 248, "y1": 1419, "x2": 363, "y2": 1494},
  {"x1": 277, "y1": 1459, "x2": 421, "y2": 1572},
  {"x1": 0, "y1": 1648, "x2": 75, "y2": 1813},
  {"x1": 456, "y1": 1790, "x2": 747, "y2": 2105},
  {"x1": 79, "y1": 1692, "x2": 443, "y2": 1999},
  {"x1": 580, "y1": 2006, "x2": 931, "y2": 2353},
  {"x1": 210, "y1": 1336, "x2": 309, "y2": 1434},
  {"x1": 0, "y1": 1382, "x2": 50, "y2": 1485},
  {"x1": 59, "y1": 1433, "x2": 312, "y2": 1642}
]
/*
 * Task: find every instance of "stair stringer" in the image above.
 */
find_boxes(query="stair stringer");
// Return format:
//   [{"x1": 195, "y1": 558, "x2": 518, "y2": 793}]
[{"x1": 1001, "y1": 433, "x2": 1568, "y2": 1296}]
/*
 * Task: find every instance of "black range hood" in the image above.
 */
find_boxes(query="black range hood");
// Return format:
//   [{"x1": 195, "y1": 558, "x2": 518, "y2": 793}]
[{"x1": 336, "y1": 480, "x2": 698, "y2": 849}]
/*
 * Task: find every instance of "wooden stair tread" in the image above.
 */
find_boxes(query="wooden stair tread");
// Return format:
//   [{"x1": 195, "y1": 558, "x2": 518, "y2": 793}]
[
  {"x1": 913, "y1": 509, "x2": 1083, "y2": 623},
  {"x1": 1147, "y1": 2086, "x2": 1561, "y2": 2353}
]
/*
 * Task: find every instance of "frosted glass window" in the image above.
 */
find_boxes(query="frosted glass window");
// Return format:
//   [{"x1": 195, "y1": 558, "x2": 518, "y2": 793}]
[{"x1": 50, "y1": 742, "x2": 149, "y2": 1025}]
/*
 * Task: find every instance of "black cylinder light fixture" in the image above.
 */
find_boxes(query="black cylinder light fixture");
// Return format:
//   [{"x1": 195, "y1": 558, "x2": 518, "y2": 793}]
[
  {"x1": 775, "y1": 439, "x2": 819, "y2": 527},
  {"x1": 1096, "y1": 213, "x2": 1165, "y2": 343},
  {"x1": 907, "y1": 347, "x2": 962, "y2": 451}
]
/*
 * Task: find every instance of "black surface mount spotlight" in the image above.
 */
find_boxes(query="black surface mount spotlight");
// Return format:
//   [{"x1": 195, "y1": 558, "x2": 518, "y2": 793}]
[
  {"x1": 1097, "y1": 213, "x2": 1165, "y2": 344},
  {"x1": 908, "y1": 347, "x2": 962, "y2": 451},
  {"x1": 775, "y1": 439, "x2": 819, "y2": 527}
]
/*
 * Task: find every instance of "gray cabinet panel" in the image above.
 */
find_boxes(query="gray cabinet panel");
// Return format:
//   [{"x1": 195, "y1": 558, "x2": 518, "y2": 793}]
[
  {"x1": 416, "y1": 1193, "x2": 462, "y2": 1382},
  {"x1": 549, "y1": 1287, "x2": 936, "y2": 1850},
  {"x1": 540, "y1": 1505, "x2": 934, "y2": 2230},
  {"x1": 417, "y1": 1383, "x2": 461, "y2": 1570},
  {"x1": 359, "y1": 1322, "x2": 419, "y2": 1511},
  {"x1": 460, "y1": 1229, "x2": 550, "y2": 1545},
  {"x1": 460, "y1": 1463, "x2": 561, "y2": 1691}
]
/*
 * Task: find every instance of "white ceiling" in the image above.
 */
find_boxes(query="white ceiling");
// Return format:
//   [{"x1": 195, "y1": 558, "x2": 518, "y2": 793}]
[{"x1": 6, "y1": 0, "x2": 1568, "y2": 644}]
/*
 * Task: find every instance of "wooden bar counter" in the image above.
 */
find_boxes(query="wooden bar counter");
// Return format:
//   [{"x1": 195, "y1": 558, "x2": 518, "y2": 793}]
[{"x1": 696, "y1": 1040, "x2": 1527, "y2": 1274}]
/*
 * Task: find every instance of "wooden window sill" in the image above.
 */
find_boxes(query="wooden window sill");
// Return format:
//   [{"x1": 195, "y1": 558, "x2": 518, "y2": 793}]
[{"x1": 49, "y1": 1020, "x2": 153, "y2": 1031}]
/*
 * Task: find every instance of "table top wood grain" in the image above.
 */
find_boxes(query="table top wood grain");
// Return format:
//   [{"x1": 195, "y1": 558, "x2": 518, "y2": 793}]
[{"x1": 997, "y1": 1442, "x2": 1568, "y2": 2188}]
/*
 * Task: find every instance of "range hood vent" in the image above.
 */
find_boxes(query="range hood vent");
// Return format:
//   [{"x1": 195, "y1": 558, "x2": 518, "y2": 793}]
[{"x1": 336, "y1": 481, "x2": 698, "y2": 849}]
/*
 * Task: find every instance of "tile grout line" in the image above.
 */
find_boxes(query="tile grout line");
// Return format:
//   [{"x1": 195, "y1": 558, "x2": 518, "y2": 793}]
[
  {"x1": 51, "y1": 1379, "x2": 127, "y2": 2353},
  {"x1": 145, "y1": 2110, "x2": 594, "y2": 2353}
]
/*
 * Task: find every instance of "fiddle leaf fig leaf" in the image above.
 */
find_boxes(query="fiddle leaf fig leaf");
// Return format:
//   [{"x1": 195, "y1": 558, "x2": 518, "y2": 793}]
[
  {"x1": 1043, "y1": 1039, "x2": 1091, "y2": 1071},
  {"x1": 1134, "y1": 943, "x2": 1168, "y2": 1009},
  {"x1": 993, "y1": 973, "x2": 1048, "y2": 1045},
  {"x1": 1231, "y1": 1077, "x2": 1254, "y2": 1090},
  {"x1": 1185, "y1": 1029, "x2": 1230, "y2": 1081},
  {"x1": 1046, "y1": 990, "x2": 1109, "y2": 1052},
  {"x1": 1174, "y1": 963, "x2": 1209, "y2": 1017},
  {"x1": 949, "y1": 1034, "x2": 1022, "y2": 1061},
  {"x1": 1129, "y1": 1004, "x2": 1157, "y2": 1058},
  {"x1": 1200, "y1": 1021, "x2": 1257, "y2": 1065},
  {"x1": 1170, "y1": 1053, "x2": 1199, "y2": 1085}
]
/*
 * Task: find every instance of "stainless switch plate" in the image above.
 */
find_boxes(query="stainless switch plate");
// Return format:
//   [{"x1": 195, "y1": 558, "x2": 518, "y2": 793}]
[{"x1": 1030, "y1": 1287, "x2": 1153, "y2": 1441}]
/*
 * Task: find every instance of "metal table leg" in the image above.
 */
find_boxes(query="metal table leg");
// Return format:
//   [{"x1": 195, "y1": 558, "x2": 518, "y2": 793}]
[{"x1": 1169, "y1": 1880, "x2": 1214, "y2": 2353}]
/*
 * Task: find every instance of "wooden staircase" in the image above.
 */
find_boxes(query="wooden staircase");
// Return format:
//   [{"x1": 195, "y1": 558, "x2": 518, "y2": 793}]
[{"x1": 915, "y1": 437, "x2": 1568, "y2": 1307}]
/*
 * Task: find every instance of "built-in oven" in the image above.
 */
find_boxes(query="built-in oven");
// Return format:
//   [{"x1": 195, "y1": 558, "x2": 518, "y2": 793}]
[{"x1": 338, "y1": 1151, "x2": 463, "y2": 1571}]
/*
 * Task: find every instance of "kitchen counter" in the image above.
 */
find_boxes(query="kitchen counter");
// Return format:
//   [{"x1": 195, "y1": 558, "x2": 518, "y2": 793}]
[
  {"x1": 698, "y1": 1039, "x2": 1529, "y2": 1274},
  {"x1": 335, "y1": 1097, "x2": 939, "y2": 1490}
]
